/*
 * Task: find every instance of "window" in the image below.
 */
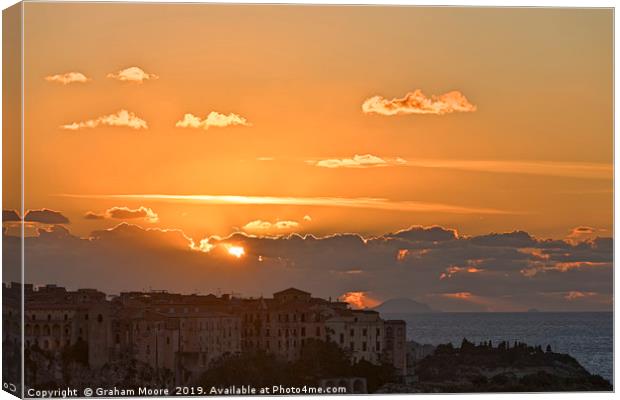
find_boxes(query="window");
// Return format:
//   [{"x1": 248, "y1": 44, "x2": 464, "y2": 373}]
[
  {"x1": 363, "y1": 328, "x2": 367, "y2": 337},
  {"x1": 301, "y1": 327, "x2": 306, "y2": 337},
  {"x1": 316, "y1": 326, "x2": 321, "y2": 336},
  {"x1": 350, "y1": 329, "x2": 354, "y2": 337},
  {"x1": 64, "y1": 314, "x2": 68, "y2": 321},
  {"x1": 97, "y1": 314, "x2": 103, "y2": 323},
  {"x1": 47, "y1": 314, "x2": 51, "y2": 321},
  {"x1": 340, "y1": 333, "x2": 344, "y2": 344},
  {"x1": 350, "y1": 342, "x2": 354, "y2": 351},
  {"x1": 362, "y1": 342, "x2": 367, "y2": 351},
  {"x1": 376, "y1": 328, "x2": 380, "y2": 337},
  {"x1": 376, "y1": 342, "x2": 381, "y2": 351},
  {"x1": 84, "y1": 314, "x2": 89, "y2": 321}
]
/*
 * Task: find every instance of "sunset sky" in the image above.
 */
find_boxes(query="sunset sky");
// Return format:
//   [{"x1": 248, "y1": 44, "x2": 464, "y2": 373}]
[{"x1": 3, "y1": 4, "x2": 613, "y2": 311}]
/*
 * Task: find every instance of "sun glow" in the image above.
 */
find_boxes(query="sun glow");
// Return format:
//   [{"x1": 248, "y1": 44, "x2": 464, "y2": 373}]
[{"x1": 227, "y1": 245, "x2": 245, "y2": 258}]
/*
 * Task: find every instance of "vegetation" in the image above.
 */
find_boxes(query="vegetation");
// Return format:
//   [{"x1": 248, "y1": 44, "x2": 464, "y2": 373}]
[
  {"x1": 414, "y1": 338, "x2": 612, "y2": 392},
  {"x1": 200, "y1": 339, "x2": 396, "y2": 393}
]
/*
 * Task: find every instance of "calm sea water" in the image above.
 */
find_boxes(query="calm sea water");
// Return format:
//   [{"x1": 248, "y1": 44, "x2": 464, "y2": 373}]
[{"x1": 382, "y1": 312, "x2": 613, "y2": 383}]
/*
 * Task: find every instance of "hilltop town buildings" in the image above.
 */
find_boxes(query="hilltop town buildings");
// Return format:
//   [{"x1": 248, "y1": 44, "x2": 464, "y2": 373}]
[{"x1": 3, "y1": 283, "x2": 407, "y2": 382}]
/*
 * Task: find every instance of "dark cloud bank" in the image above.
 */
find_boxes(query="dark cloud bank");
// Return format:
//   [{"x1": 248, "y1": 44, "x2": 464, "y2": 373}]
[{"x1": 3, "y1": 219, "x2": 612, "y2": 312}]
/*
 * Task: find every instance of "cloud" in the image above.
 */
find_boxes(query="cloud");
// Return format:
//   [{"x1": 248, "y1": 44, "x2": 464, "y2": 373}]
[
  {"x1": 566, "y1": 226, "x2": 605, "y2": 243},
  {"x1": 564, "y1": 291, "x2": 597, "y2": 301},
  {"x1": 59, "y1": 193, "x2": 512, "y2": 215},
  {"x1": 303, "y1": 215, "x2": 312, "y2": 222},
  {"x1": 362, "y1": 89, "x2": 476, "y2": 116},
  {"x1": 175, "y1": 112, "x2": 250, "y2": 130},
  {"x1": 45, "y1": 72, "x2": 90, "y2": 85},
  {"x1": 23, "y1": 209, "x2": 69, "y2": 224},
  {"x1": 85, "y1": 206, "x2": 159, "y2": 223},
  {"x1": 313, "y1": 154, "x2": 389, "y2": 169},
  {"x1": 340, "y1": 291, "x2": 380, "y2": 309},
  {"x1": 439, "y1": 265, "x2": 484, "y2": 280},
  {"x1": 442, "y1": 291, "x2": 472, "y2": 299},
  {"x1": 311, "y1": 157, "x2": 611, "y2": 180},
  {"x1": 60, "y1": 109, "x2": 148, "y2": 130},
  {"x1": 386, "y1": 225, "x2": 458, "y2": 242},
  {"x1": 107, "y1": 66, "x2": 158, "y2": 83},
  {"x1": 84, "y1": 211, "x2": 105, "y2": 220},
  {"x1": 242, "y1": 219, "x2": 301, "y2": 233},
  {"x1": 400, "y1": 158, "x2": 613, "y2": 180},
  {"x1": 6, "y1": 219, "x2": 612, "y2": 312},
  {"x1": 470, "y1": 231, "x2": 536, "y2": 248},
  {"x1": 3, "y1": 209, "x2": 21, "y2": 222}
]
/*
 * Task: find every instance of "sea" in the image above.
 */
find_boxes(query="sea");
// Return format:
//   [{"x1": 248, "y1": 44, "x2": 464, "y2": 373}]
[{"x1": 381, "y1": 312, "x2": 613, "y2": 383}]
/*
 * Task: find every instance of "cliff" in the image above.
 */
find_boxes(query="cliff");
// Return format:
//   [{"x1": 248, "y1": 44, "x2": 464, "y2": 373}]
[{"x1": 380, "y1": 338, "x2": 612, "y2": 393}]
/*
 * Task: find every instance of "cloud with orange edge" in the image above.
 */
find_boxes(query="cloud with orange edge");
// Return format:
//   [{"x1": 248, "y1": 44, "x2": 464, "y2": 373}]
[
  {"x1": 442, "y1": 292, "x2": 473, "y2": 300},
  {"x1": 439, "y1": 265, "x2": 484, "y2": 280},
  {"x1": 85, "y1": 206, "x2": 159, "y2": 223},
  {"x1": 566, "y1": 226, "x2": 605, "y2": 243},
  {"x1": 564, "y1": 291, "x2": 597, "y2": 301},
  {"x1": 362, "y1": 89, "x2": 477, "y2": 116},
  {"x1": 340, "y1": 291, "x2": 380, "y2": 309}
]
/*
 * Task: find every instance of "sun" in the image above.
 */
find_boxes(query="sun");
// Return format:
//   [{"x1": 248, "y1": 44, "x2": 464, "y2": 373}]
[{"x1": 227, "y1": 245, "x2": 245, "y2": 258}]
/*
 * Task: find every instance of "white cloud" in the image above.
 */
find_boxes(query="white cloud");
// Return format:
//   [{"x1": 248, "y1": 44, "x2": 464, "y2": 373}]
[
  {"x1": 242, "y1": 219, "x2": 300, "y2": 233},
  {"x1": 45, "y1": 72, "x2": 90, "y2": 85},
  {"x1": 107, "y1": 66, "x2": 158, "y2": 83},
  {"x1": 176, "y1": 112, "x2": 250, "y2": 130},
  {"x1": 314, "y1": 154, "x2": 389, "y2": 168},
  {"x1": 60, "y1": 109, "x2": 148, "y2": 130}
]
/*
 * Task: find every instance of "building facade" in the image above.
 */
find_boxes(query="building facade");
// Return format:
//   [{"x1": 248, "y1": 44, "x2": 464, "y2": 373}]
[{"x1": 7, "y1": 283, "x2": 408, "y2": 378}]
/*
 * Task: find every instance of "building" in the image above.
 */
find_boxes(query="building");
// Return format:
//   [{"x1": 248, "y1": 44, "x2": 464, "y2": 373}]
[
  {"x1": 239, "y1": 289, "x2": 332, "y2": 361},
  {"x1": 10, "y1": 283, "x2": 408, "y2": 377},
  {"x1": 384, "y1": 320, "x2": 407, "y2": 376},
  {"x1": 325, "y1": 309, "x2": 385, "y2": 364},
  {"x1": 22, "y1": 284, "x2": 112, "y2": 368}
]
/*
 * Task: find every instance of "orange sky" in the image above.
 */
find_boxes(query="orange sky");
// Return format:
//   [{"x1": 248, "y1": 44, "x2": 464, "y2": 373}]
[{"x1": 17, "y1": 4, "x2": 612, "y2": 242}]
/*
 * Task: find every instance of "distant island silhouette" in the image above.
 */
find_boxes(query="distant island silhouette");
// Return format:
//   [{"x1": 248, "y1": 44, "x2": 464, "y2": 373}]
[{"x1": 373, "y1": 298, "x2": 438, "y2": 314}]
